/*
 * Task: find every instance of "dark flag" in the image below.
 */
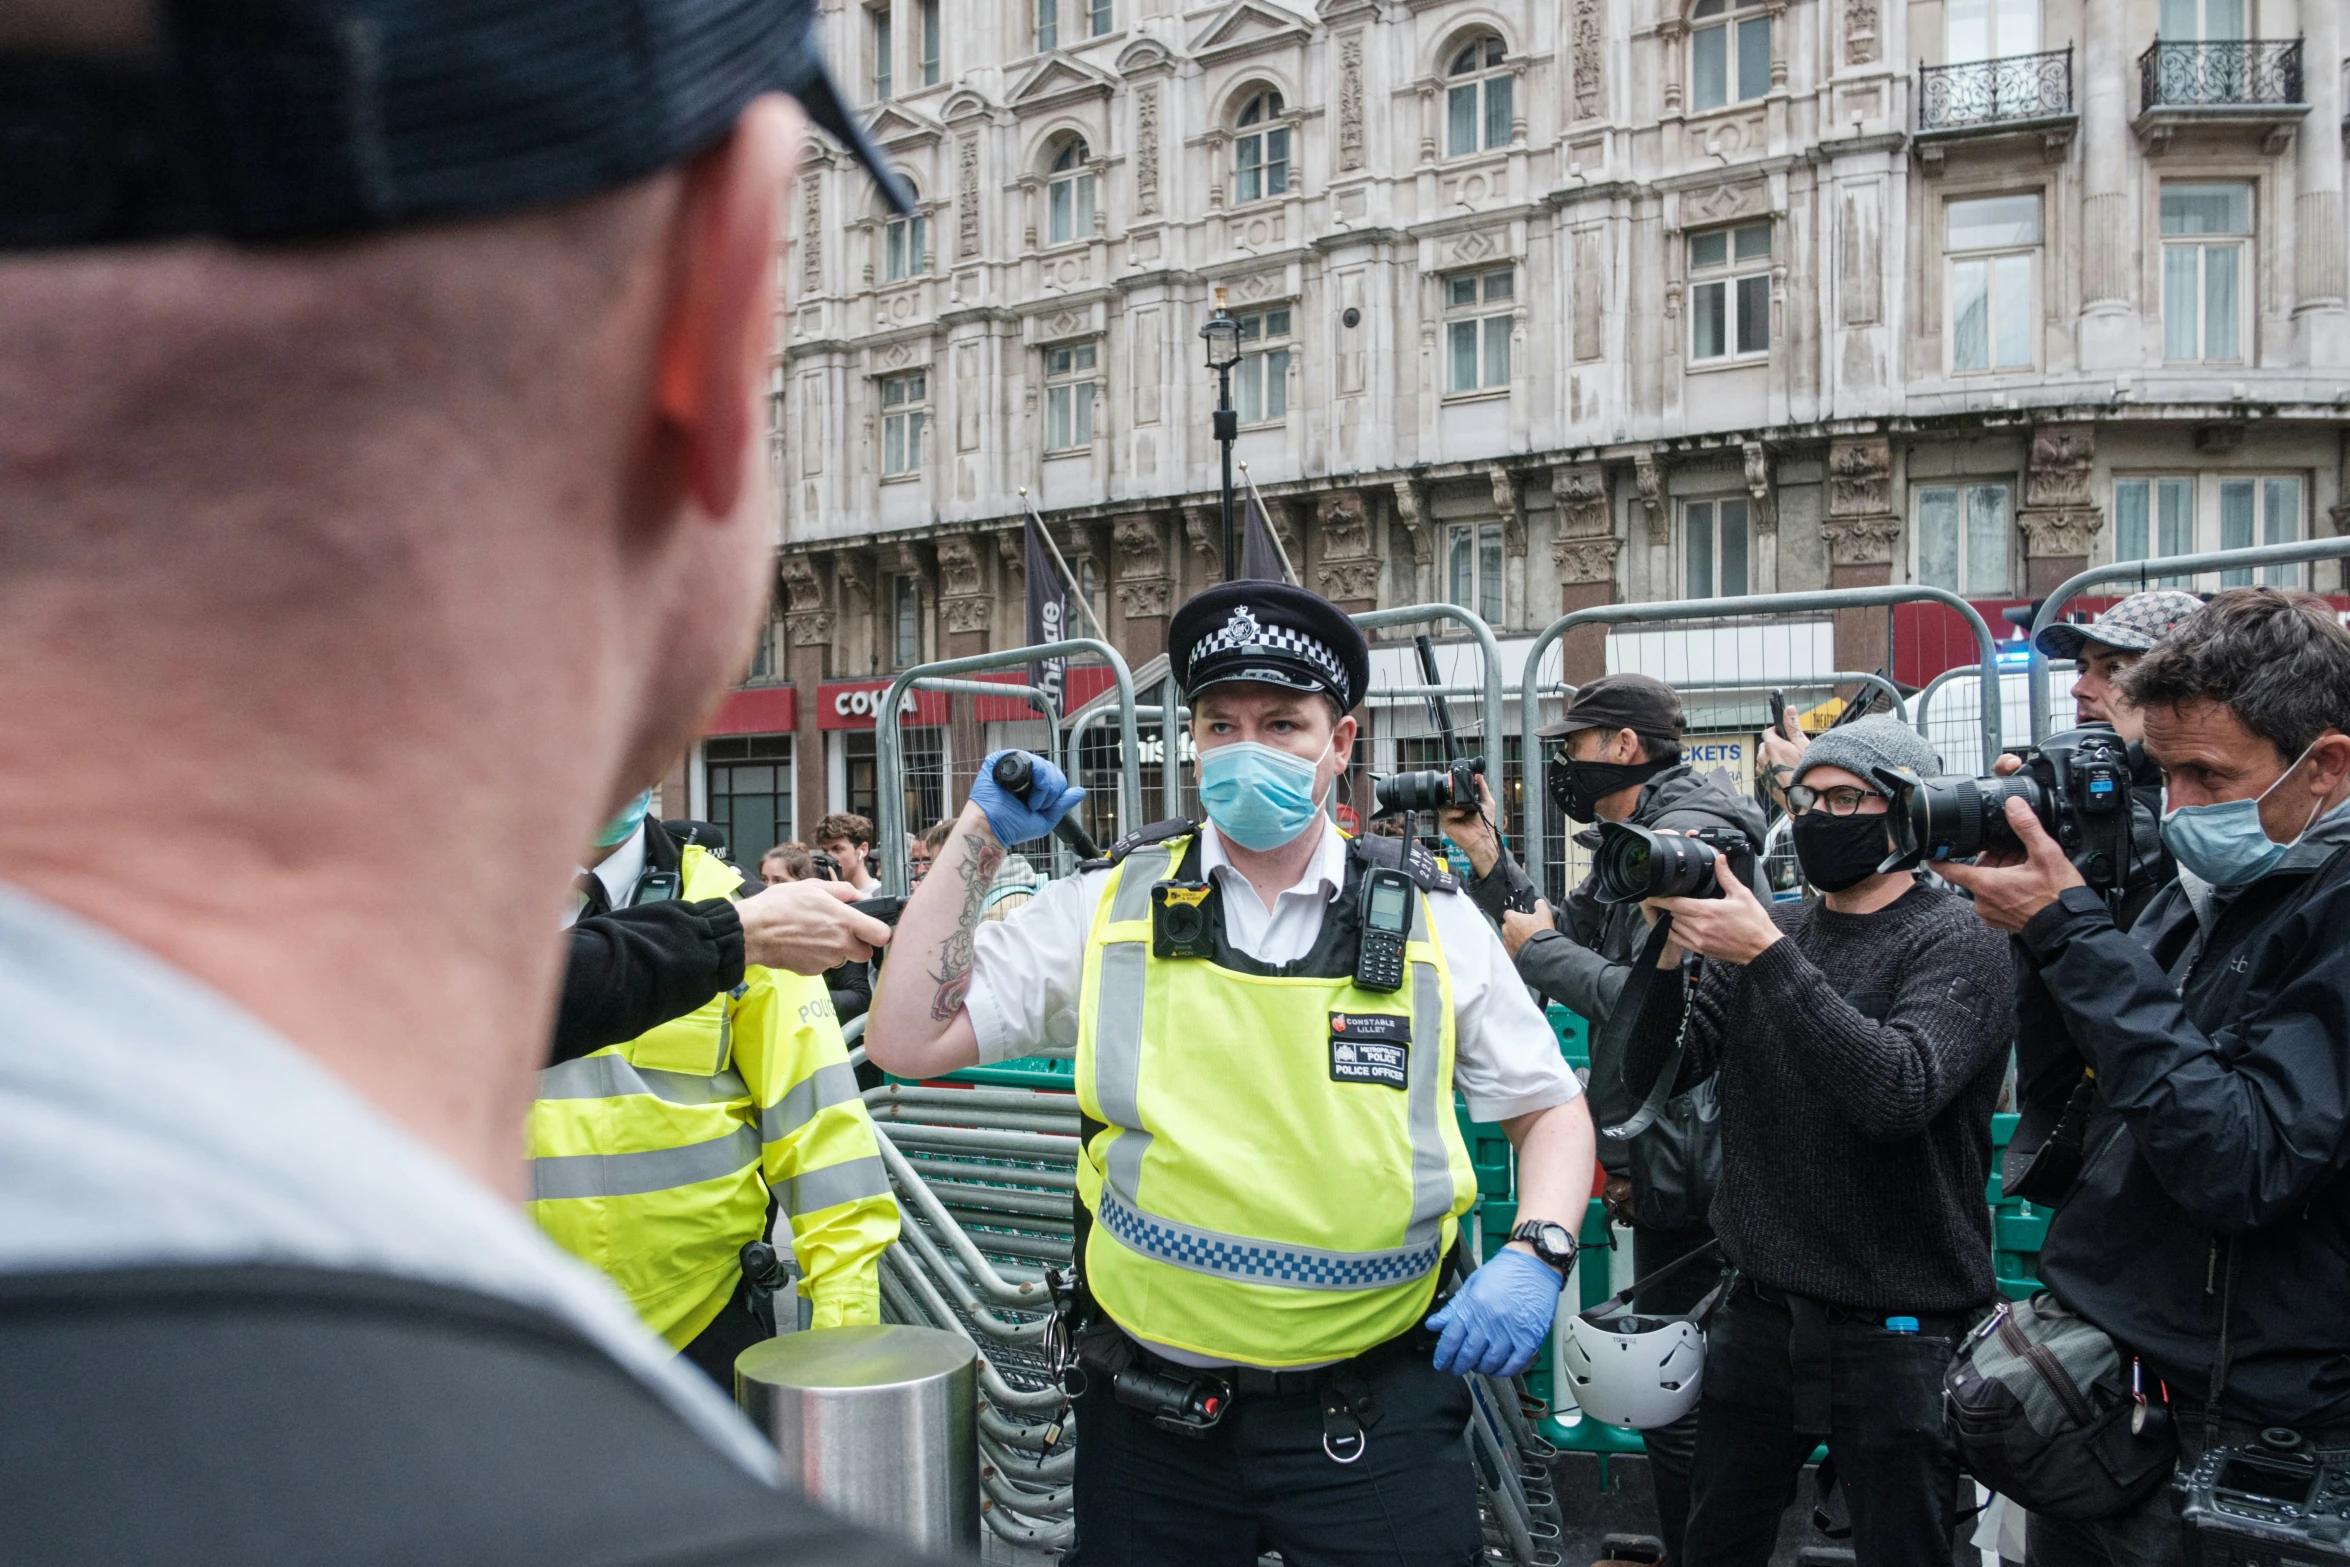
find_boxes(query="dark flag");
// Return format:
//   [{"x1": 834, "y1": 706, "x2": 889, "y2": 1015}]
[
  {"x1": 1239, "y1": 493, "x2": 1290, "y2": 583},
  {"x1": 1023, "y1": 506, "x2": 1069, "y2": 712}
]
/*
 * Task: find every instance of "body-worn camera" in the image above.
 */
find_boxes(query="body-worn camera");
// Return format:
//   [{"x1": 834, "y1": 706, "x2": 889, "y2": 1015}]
[
  {"x1": 1152, "y1": 880, "x2": 1217, "y2": 959},
  {"x1": 1592, "y1": 821, "x2": 1760, "y2": 904},
  {"x1": 1374, "y1": 754, "x2": 1485, "y2": 817},
  {"x1": 2176, "y1": 1426, "x2": 2350, "y2": 1565},
  {"x1": 1875, "y1": 726, "x2": 2134, "y2": 889}
]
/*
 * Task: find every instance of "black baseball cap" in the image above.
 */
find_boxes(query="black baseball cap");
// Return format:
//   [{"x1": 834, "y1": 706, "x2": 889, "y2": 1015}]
[
  {"x1": 1536, "y1": 673, "x2": 1685, "y2": 742},
  {"x1": 0, "y1": 0, "x2": 910, "y2": 250},
  {"x1": 1169, "y1": 581, "x2": 1370, "y2": 714}
]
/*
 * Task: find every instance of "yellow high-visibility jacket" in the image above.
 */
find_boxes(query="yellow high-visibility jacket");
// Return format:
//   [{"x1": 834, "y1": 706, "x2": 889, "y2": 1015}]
[{"x1": 527, "y1": 841, "x2": 897, "y2": 1347}]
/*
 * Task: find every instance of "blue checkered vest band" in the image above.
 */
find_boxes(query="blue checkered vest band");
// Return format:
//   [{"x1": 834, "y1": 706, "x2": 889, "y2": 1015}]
[{"x1": 1071, "y1": 836, "x2": 1478, "y2": 1367}]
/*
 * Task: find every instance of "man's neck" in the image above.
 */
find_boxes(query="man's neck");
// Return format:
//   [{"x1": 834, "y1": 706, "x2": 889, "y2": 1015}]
[{"x1": 1216, "y1": 815, "x2": 1330, "y2": 913}]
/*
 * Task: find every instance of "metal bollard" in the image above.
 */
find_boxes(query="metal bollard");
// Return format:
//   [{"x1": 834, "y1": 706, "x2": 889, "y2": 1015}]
[{"x1": 736, "y1": 1324, "x2": 980, "y2": 1555}]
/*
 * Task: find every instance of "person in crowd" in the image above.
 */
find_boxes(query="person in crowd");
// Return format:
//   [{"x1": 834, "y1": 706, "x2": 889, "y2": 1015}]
[
  {"x1": 1621, "y1": 716, "x2": 2013, "y2": 1567},
  {"x1": 910, "y1": 819, "x2": 954, "y2": 885},
  {"x1": 1442, "y1": 671, "x2": 1766, "y2": 1564},
  {"x1": 531, "y1": 798, "x2": 898, "y2": 1389},
  {"x1": 752, "y1": 840, "x2": 871, "y2": 1022},
  {"x1": 759, "y1": 843, "x2": 813, "y2": 886},
  {"x1": 1938, "y1": 589, "x2": 2350, "y2": 1567},
  {"x1": 816, "y1": 812, "x2": 880, "y2": 894},
  {"x1": 0, "y1": 1, "x2": 932, "y2": 1559},
  {"x1": 868, "y1": 581, "x2": 1594, "y2": 1567}
]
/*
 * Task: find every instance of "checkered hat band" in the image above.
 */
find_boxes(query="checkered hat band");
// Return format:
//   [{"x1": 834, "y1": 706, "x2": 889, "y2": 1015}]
[
  {"x1": 1188, "y1": 613, "x2": 1349, "y2": 698},
  {"x1": 1096, "y1": 1192, "x2": 1441, "y2": 1292}
]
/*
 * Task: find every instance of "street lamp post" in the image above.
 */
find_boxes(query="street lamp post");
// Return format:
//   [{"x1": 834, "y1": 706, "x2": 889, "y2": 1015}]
[{"x1": 1198, "y1": 286, "x2": 1242, "y2": 581}]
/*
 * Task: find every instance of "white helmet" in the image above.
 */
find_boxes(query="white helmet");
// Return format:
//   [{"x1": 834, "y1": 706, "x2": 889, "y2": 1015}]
[{"x1": 1559, "y1": 1310, "x2": 1706, "y2": 1430}]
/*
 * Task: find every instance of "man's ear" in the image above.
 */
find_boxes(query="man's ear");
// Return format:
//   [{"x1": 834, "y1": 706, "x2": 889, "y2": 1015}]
[
  {"x1": 1612, "y1": 727, "x2": 1644, "y2": 764},
  {"x1": 651, "y1": 95, "x2": 804, "y2": 521}
]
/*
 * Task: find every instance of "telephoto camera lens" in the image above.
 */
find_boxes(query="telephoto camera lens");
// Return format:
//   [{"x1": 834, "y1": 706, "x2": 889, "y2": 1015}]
[
  {"x1": 1371, "y1": 756, "x2": 1483, "y2": 818},
  {"x1": 1591, "y1": 821, "x2": 1728, "y2": 904},
  {"x1": 1891, "y1": 774, "x2": 2052, "y2": 865}
]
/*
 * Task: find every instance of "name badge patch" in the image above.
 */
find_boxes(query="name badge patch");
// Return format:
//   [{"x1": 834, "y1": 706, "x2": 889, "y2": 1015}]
[{"x1": 1329, "y1": 1013, "x2": 1410, "y2": 1089}]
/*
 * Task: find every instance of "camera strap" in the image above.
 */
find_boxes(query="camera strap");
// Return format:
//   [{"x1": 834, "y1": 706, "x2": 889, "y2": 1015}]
[{"x1": 1597, "y1": 913, "x2": 1690, "y2": 1142}]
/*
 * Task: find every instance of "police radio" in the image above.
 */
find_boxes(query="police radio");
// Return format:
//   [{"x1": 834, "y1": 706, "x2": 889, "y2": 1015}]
[{"x1": 1354, "y1": 867, "x2": 1413, "y2": 992}]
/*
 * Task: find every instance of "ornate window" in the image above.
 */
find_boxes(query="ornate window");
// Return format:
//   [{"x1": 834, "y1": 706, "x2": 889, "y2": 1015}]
[
  {"x1": 1946, "y1": 0, "x2": 2037, "y2": 62},
  {"x1": 1447, "y1": 523, "x2": 1504, "y2": 623},
  {"x1": 891, "y1": 575, "x2": 923, "y2": 668},
  {"x1": 2160, "y1": 183, "x2": 2250, "y2": 364},
  {"x1": 884, "y1": 185, "x2": 927, "y2": 280},
  {"x1": 1683, "y1": 498, "x2": 1752, "y2": 597},
  {"x1": 1233, "y1": 307, "x2": 1292, "y2": 424},
  {"x1": 2114, "y1": 475, "x2": 2303, "y2": 588},
  {"x1": 1046, "y1": 138, "x2": 1095, "y2": 245},
  {"x1": 1233, "y1": 91, "x2": 1289, "y2": 205},
  {"x1": 1045, "y1": 342, "x2": 1096, "y2": 450},
  {"x1": 919, "y1": 0, "x2": 940, "y2": 85},
  {"x1": 1445, "y1": 36, "x2": 1512, "y2": 157},
  {"x1": 1443, "y1": 268, "x2": 1514, "y2": 392},
  {"x1": 1913, "y1": 483, "x2": 2011, "y2": 595},
  {"x1": 881, "y1": 372, "x2": 927, "y2": 476},
  {"x1": 1688, "y1": 222, "x2": 1770, "y2": 362},
  {"x1": 1690, "y1": 0, "x2": 1770, "y2": 111},
  {"x1": 1036, "y1": 0, "x2": 1110, "y2": 52},
  {"x1": 869, "y1": 3, "x2": 893, "y2": 101},
  {"x1": 1946, "y1": 194, "x2": 2040, "y2": 372}
]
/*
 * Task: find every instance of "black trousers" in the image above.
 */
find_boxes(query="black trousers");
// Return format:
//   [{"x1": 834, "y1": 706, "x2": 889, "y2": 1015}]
[
  {"x1": 1069, "y1": 1341, "x2": 1482, "y2": 1567},
  {"x1": 1632, "y1": 1224, "x2": 1719, "y2": 1564},
  {"x1": 678, "y1": 1271, "x2": 773, "y2": 1396},
  {"x1": 1681, "y1": 1286, "x2": 1968, "y2": 1567}
]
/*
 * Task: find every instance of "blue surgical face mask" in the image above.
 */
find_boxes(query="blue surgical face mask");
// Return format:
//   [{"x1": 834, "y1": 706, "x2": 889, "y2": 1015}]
[
  {"x1": 594, "y1": 788, "x2": 655, "y2": 850},
  {"x1": 1197, "y1": 740, "x2": 1329, "y2": 852},
  {"x1": 2159, "y1": 743, "x2": 2322, "y2": 887}
]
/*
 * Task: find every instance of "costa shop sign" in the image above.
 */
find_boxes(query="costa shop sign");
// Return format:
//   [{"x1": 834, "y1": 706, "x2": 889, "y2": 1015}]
[{"x1": 819, "y1": 680, "x2": 949, "y2": 730}]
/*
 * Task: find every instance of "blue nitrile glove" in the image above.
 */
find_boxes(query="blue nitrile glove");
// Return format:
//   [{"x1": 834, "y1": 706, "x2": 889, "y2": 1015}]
[
  {"x1": 1426, "y1": 1247, "x2": 1565, "y2": 1377},
  {"x1": 970, "y1": 749, "x2": 1087, "y2": 847}
]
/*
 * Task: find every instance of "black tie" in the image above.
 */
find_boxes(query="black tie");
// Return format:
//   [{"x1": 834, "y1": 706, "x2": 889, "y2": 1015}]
[{"x1": 575, "y1": 872, "x2": 612, "y2": 917}]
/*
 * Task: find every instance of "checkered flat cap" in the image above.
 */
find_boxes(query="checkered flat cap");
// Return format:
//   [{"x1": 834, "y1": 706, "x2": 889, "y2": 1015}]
[{"x1": 2035, "y1": 590, "x2": 2205, "y2": 660}]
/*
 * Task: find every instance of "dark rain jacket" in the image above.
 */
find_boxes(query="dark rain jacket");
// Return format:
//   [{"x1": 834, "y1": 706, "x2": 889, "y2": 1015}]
[
  {"x1": 2015, "y1": 803, "x2": 2350, "y2": 1430},
  {"x1": 1464, "y1": 762, "x2": 1768, "y2": 1169}
]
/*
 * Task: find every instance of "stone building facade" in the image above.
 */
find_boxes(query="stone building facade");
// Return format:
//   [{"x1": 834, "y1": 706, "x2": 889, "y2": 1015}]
[{"x1": 693, "y1": 0, "x2": 2350, "y2": 852}]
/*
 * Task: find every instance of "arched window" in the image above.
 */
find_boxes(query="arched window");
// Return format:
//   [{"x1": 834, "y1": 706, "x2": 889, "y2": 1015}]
[
  {"x1": 884, "y1": 182, "x2": 926, "y2": 281},
  {"x1": 1233, "y1": 91, "x2": 1289, "y2": 204},
  {"x1": 1445, "y1": 35, "x2": 1511, "y2": 157},
  {"x1": 1691, "y1": 0, "x2": 1770, "y2": 110},
  {"x1": 1047, "y1": 138, "x2": 1095, "y2": 245}
]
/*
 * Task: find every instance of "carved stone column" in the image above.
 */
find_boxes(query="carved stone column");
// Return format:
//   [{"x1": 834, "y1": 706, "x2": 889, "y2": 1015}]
[
  {"x1": 1182, "y1": 506, "x2": 1222, "y2": 584},
  {"x1": 1821, "y1": 435, "x2": 1900, "y2": 680},
  {"x1": 931, "y1": 535, "x2": 991, "y2": 814},
  {"x1": 2015, "y1": 425, "x2": 2102, "y2": 596},
  {"x1": 1391, "y1": 478, "x2": 1433, "y2": 605},
  {"x1": 1112, "y1": 513, "x2": 1174, "y2": 664},
  {"x1": 780, "y1": 551, "x2": 834, "y2": 838},
  {"x1": 1549, "y1": 464, "x2": 1616, "y2": 686},
  {"x1": 1313, "y1": 489, "x2": 1380, "y2": 613},
  {"x1": 1490, "y1": 467, "x2": 1528, "y2": 632},
  {"x1": 1743, "y1": 439, "x2": 1779, "y2": 593}
]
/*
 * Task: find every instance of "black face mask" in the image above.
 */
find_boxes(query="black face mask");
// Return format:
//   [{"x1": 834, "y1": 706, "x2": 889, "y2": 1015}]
[
  {"x1": 1547, "y1": 754, "x2": 1673, "y2": 824},
  {"x1": 1790, "y1": 810, "x2": 1896, "y2": 893}
]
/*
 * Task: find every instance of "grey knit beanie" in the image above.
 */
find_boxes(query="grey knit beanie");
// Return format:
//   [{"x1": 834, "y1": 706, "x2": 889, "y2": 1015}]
[{"x1": 1790, "y1": 713, "x2": 1944, "y2": 794}]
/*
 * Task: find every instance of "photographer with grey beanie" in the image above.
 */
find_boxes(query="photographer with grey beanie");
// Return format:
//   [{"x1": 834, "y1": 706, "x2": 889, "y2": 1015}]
[{"x1": 1614, "y1": 716, "x2": 2013, "y2": 1566}]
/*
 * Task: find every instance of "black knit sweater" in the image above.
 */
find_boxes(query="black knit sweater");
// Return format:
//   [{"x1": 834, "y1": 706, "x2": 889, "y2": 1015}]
[{"x1": 1622, "y1": 881, "x2": 2014, "y2": 1313}]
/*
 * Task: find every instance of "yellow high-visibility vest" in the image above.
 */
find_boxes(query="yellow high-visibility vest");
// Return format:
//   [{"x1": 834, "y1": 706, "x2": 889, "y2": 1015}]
[
  {"x1": 1074, "y1": 832, "x2": 1477, "y2": 1367},
  {"x1": 527, "y1": 842, "x2": 897, "y2": 1347}
]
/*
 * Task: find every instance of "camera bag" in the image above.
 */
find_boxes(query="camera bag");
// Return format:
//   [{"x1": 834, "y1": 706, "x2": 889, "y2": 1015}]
[
  {"x1": 1944, "y1": 1291, "x2": 2178, "y2": 1521},
  {"x1": 1598, "y1": 916, "x2": 1720, "y2": 1234}
]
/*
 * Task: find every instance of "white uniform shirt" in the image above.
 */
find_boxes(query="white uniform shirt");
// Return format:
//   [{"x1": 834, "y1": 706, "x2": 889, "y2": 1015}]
[
  {"x1": 964, "y1": 818, "x2": 1581, "y2": 1126},
  {"x1": 561, "y1": 824, "x2": 650, "y2": 929}
]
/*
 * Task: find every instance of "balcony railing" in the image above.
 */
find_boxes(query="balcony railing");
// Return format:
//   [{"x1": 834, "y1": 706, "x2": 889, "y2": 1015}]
[
  {"x1": 2138, "y1": 37, "x2": 2304, "y2": 108},
  {"x1": 1919, "y1": 47, "x2": 2074, "y2": 133}
]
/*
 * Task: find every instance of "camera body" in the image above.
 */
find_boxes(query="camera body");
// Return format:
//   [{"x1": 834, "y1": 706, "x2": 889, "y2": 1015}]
[
  {"x1": 2176, "y1": 1427, "x2": 2350, "y2": 1565},
  {"x1": 1374, "y1": 754, "x2": 1484, "y2": 817},
  {"x1": 1876, "y1": 726, "x2": 2134, "y2": 889},
  {"x1": 1592, "y1": 820, "x2": 1761, "y2": 905}
]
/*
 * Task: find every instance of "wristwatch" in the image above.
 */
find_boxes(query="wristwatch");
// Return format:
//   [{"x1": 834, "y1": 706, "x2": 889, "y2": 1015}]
[{"x1": 1509, "y1": 1219, "x2": 1579, "y2": 1274}]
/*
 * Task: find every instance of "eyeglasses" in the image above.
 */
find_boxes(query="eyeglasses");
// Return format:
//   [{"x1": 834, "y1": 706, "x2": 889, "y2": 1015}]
[{"x1": 1787, "y1": 784, "x2": 1882, "y2": 816}]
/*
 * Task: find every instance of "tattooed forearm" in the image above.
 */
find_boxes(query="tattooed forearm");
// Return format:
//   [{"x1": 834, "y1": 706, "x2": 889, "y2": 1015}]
[{"x1": 929, "y1": 825, "x2": 1005, "y2": 1023}]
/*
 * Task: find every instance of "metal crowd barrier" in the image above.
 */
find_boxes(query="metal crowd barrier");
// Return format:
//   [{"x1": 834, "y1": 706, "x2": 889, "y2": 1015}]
[
  {"x1": 2025, "y1": 536, "x2": 2350, "y2": 743},
  {"x1": 872, "y1": 638, "x2": 1144, "y2": 895},
  {"x1": 1518, "y1": 586, "x2": 2004, "y2": 886}
]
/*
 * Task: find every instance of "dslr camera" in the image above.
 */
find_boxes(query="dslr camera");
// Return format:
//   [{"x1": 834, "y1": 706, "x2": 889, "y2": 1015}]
[
  {"x1": 1874, "y1": 725, "x2": 2133, "y2": 890},
  {"x1": 1592, "y1": 821, "x2": 1760, "y2": 905},
  {"x1": 2175, "y1": 1426, "x2": 2350, "y2": 1565},
  {"x1": 1374, "y1": 754, "x2": 1485, "y2": 817}
]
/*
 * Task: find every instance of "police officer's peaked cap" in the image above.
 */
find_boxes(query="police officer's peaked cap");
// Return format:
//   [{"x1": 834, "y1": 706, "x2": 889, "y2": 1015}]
[
  {"x1": 1169, "y1": 582, "x2": 1369, "y2": 713},
  {"x1": 0, "y1": 0, "x2": 909, "y2": 251}
]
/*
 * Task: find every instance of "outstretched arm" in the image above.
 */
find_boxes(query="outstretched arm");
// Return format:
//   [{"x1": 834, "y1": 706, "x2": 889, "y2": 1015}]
[{"x1": 866, "y1": 802, "x2": 998, "y2": 1081}]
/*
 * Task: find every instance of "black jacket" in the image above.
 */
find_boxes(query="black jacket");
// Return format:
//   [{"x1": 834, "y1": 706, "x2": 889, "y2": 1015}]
[
  {"x1": 2016, "y1": 806, "x2": 2350, "y2": 1429},
  {"x1": 1464, "y1": 762, "x2": 1767, "y2": 1165},
  {"x1": 553, "y1": 822, "x2": 745, "y2": 1065}
]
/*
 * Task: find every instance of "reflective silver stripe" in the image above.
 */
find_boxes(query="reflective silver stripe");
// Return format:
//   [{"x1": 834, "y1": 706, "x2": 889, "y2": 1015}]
[
  {"x1": 529, "y1": 1123, "x2": 760, "y2": 1201},
  {"x1": 780, "y1": 1154, "x2": 891, "y2": 1214},
  {"x1": 1109, "y1": 843, "x2": 1177, "y2": 924},
  {"x1": 1095, "y1": 1190, "x2": 1444, "y2": 1291},
  {"x1": 761, "y1": 1061, "x2": 861, "y2": 1145},
  {"x1": 1405, "y1": 957, "x2": 1455, "y2": 1237},
  {"x1": 1093, "y1": 941, "x2": 1152, "y2": 1203},
  {"x1": 536, "y1": 1055, "x2": 747, "y2": 1107}
]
